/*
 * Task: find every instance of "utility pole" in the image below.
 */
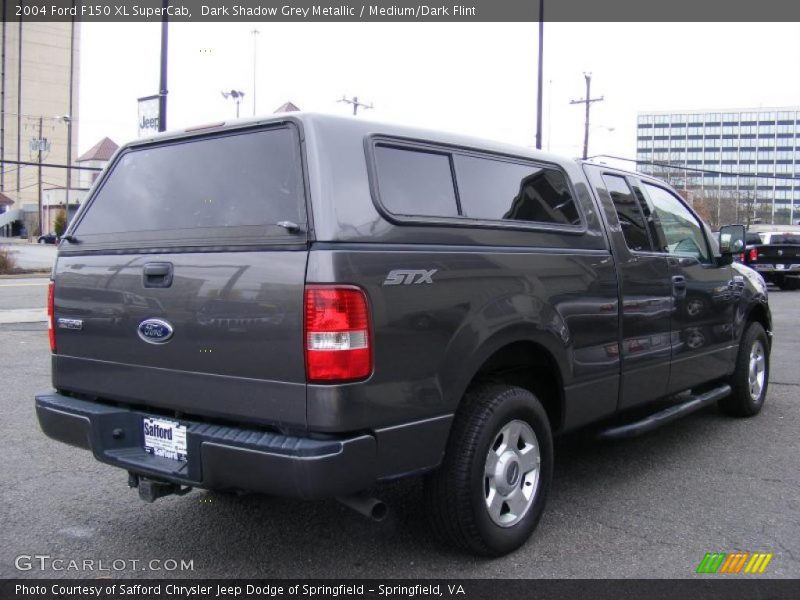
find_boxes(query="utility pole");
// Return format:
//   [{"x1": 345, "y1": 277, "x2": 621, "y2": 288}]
[
  {"x1": 37, "y1": 117, "x2": 43, "y2": 234},
  {"x1": 60, "y1": 115, "x2": 72, "y2": 204},
  {"x1": 546, "y1": 79, "x2": 553, "y2": 152},
  {"x1": 569, "y1": 73, "x2": 604, "y2": 160},
  {"x1": 251, "y1": 29, "x2": 260, "y2": 116},
  {"x1": 158, "y1": 0, "x2": 169, "y2": 132},
  {"x1": 338, "y1": 95, "x2": 373, "y2": 116},
  {"x1": 535, "y1": 0, "x2": 544, "y2": 149}
]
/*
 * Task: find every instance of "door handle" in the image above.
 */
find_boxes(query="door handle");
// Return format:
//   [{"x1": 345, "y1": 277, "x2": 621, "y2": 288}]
[
  {"x1": 143, "y1": 262, "x2": 173, "y2": 288},
  {"x1": 672, "y1": 275, "x2": 687, "y2": 294}
]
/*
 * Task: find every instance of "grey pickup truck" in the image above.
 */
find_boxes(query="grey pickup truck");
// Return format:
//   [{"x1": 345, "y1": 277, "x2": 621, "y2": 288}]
[{"x1": 36, "y1": 113, "x2": 771, "y2": 556}]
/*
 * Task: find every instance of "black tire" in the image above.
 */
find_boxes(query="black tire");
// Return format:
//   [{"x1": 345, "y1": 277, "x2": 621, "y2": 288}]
[
  {"x1": 423, "y1": 384, "x2": 553, "y2": 556},
  {"x1": 779, "y1": 277, "x2": 800, "y2": 291},
  {"x1": 719, "y1": 322, "x2": 769, "y2": 417}
]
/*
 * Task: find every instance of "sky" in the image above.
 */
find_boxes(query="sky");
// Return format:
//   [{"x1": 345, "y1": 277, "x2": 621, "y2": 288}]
[{"x1": 77, "y1": 22, "x2": 800, "y2": 164}]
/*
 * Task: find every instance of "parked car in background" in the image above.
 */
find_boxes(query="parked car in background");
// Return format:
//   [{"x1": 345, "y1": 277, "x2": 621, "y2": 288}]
[
  {"x1": 739, "y1": 230, "x2": 800, "y2": 290},
  {"x1": 745, "y1": 231, "x2": 763, "y2": 246},
  {"x1": 37, "y1": 232, "x2": 59, "y2": 244},
  {"x1": 732, "y1": 231, "x2": 763, "y2": 263}
]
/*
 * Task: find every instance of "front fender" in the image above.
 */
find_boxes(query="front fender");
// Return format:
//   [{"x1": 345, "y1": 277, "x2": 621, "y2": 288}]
[{"x1": 732, "y1": 263, "x2": 772, "y2": 342}]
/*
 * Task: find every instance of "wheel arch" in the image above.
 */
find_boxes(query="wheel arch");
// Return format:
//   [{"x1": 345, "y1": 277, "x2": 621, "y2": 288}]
[
  {"x1": 444, "y1": 329, "x2": 568, "y2": 434},
  {"x1": 745, "y1": 301, "x2": 772, "y2": 348}
]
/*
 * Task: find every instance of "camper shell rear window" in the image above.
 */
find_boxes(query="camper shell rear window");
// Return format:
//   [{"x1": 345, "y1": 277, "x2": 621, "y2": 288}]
[{"x1": 69, "y1": 124, "x2": 307, "y2": 249}]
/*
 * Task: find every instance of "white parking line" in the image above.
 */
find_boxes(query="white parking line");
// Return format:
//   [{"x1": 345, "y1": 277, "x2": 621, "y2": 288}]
[{"x1": 0, "y1": 282, "x2": 48, "y2": 287}]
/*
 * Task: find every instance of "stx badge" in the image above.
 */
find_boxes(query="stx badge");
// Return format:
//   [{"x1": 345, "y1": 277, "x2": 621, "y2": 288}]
[{"x1": 383, "y1": 269, "x2": 437, "y2": 286}]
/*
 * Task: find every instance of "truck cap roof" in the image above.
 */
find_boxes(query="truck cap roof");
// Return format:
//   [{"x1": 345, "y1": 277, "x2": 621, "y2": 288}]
[{"x1": 126, "y1": 111, "x2": 577, "y2": 168}]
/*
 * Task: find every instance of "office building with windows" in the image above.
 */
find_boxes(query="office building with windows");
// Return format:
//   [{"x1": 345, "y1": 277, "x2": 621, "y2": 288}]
[
  {"x1": 0, "y1": 20, "x2": 80, "y2": 236},
  {"x1": 636, "y1": 108, "x2": 800, "y2": 226}
]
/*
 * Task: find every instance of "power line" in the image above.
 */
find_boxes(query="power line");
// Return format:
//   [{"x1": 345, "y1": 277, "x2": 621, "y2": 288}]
[
  {"x1": 0, "y1": 159, "x2": 101, "y2": 171},
  {"x1": 588, "y1": 154, "x2": 800, "y2": 182},
  {"x1": 0, "y1": 165, "x2": 25, "y2": 177},
  {"x1": 14, "y1": 179, "x2": 60, "y2": 192}
]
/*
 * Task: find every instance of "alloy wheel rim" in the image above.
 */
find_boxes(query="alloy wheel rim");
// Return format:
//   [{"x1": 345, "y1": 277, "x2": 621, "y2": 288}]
[
  {"x1": 748, "y1": 340, "x2": 766, "y2": 402},
  {"x1": 484, "y1": 419, "x2": 540, "y2": 528},
  {"x1": 687, "y1": 299, "x2": 703, "y2": 317}
]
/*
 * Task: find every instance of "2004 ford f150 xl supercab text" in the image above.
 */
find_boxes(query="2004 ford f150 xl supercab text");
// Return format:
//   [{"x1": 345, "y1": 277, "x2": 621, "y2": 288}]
[{"x1": 36, "y1": 113, "x2": 771, "y2": 556}]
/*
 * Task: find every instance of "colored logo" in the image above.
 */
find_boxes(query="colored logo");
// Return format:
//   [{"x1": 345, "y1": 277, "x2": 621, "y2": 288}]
[
  {"x1": 137, "y1": 318, "x2": 174, "y2": 344},
  {"x1": 696, "y1": 552, "x2": 773, "y2": 574}
]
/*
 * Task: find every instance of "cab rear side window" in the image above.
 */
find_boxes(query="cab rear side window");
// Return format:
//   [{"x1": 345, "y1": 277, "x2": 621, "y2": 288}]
[{"x1": 602, "y1": 174, "x2": 654, "y2": 252}]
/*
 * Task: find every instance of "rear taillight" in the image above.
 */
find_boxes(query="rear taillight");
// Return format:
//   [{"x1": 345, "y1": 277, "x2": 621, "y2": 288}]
[
  {"x1": 738, "y1": 252, "x2": 745, "y2": 263},
  {"x1": 304, "y1": 285, "x2": 372, "y2": 382},
  {"x1": 47, "y1": 281, "x2": 56, "y2": 353},
  {"x1": 748, "y1": 247, "x2": 759, "y2": 262}
]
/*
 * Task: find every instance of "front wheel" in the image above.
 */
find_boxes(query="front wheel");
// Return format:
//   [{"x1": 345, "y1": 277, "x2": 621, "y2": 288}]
[
  {"x1": 424, "y1": 384, "x2": 553, "y2": 556},
  {"x1": 719, "y1": 322, "x2": 769, "y2": 417}
]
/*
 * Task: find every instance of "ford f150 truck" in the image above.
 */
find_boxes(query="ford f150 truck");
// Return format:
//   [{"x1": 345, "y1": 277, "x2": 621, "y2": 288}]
[{"x1": 36, "y1": 113, "x2": 771, "y2": 556}]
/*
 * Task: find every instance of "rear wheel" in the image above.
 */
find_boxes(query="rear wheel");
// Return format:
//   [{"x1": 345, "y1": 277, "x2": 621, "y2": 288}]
[
  {"x1": 424, "y1": 384, "x2": 553, "y2": 556},
  {"x1": 779, "y1": 277, "x2": 800, "y2": 291},
  {"x1": 719, "y1": 322, "x2": 769, "y2": 417}
]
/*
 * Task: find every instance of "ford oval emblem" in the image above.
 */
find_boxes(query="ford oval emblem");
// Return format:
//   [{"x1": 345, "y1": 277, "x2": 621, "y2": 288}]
[{"x1": 137, "y1": 318, "x2": 174, "y2": 344}]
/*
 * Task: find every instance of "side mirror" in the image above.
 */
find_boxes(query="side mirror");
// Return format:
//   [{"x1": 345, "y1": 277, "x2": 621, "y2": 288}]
[{"x1": 719, "y1": 224, "x2": 746, "y2": 255}]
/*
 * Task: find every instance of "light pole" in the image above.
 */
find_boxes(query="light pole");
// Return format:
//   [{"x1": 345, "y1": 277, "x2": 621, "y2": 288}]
[
  {"x1": 585, "y1": 124, "x2": 615, "y2": 160},
  {"x1": 251, "y1": 29, "x2": 260, "y2": 116},
  {"x1": 159, "y1": 0, "x2": 169, "y2": 132},
  {"x1": 535, "y1": 0, "x2": 544, "y2": 150},
  {"x1": 221, "y1": 90, "x2": 246, "y2": 118}
]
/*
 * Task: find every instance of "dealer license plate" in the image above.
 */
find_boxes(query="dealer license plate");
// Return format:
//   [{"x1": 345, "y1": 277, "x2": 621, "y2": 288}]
[
  {"x1": 775, "y1": 264, "x2": 785, "y2": 270},
  {"x1": 143, "y1": 417, "x2": 187, "y2": 462}
]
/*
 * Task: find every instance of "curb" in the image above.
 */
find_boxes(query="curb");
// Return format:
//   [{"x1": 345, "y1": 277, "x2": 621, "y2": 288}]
[
  {"x1": 0, "y1": 308, "x2": 47, "y2": 324},
  {"x1": 0, "y1": 271, "x2": 51, "y2": 279}
]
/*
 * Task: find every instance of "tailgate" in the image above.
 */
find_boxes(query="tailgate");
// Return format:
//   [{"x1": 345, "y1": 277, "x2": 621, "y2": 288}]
[
  {"x1": 755, "y1": 244, "x2": 800, "y2": 266},
  {"x1": 52, "y1": 123, "x2": 310, "y2": 429}
]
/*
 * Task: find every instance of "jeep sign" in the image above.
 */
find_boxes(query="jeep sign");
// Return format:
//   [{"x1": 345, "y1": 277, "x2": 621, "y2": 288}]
[{"x1": 137, "y1": 94, "x2": 160, "y2": 138}]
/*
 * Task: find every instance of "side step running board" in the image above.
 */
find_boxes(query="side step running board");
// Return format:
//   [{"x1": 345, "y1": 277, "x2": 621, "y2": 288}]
[{"x1": 597, "y1": 384, "x2": 731, "y2": 440}]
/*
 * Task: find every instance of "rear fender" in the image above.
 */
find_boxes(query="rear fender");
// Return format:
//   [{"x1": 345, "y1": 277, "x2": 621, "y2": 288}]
[{"x1": 439, "y1": 322, "x2": 570, "y2": 420}]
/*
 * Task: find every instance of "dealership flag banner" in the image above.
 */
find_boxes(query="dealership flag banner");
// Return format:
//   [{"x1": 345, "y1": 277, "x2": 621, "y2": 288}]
[{"x1": 137, "y1": 95, "x2": 160, "y2": 138}]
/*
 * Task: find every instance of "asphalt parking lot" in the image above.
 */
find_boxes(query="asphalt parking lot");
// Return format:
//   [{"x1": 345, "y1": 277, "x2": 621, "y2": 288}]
[{"x1": 0, "y1": 282, "x2": 798, "y2": 579}]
